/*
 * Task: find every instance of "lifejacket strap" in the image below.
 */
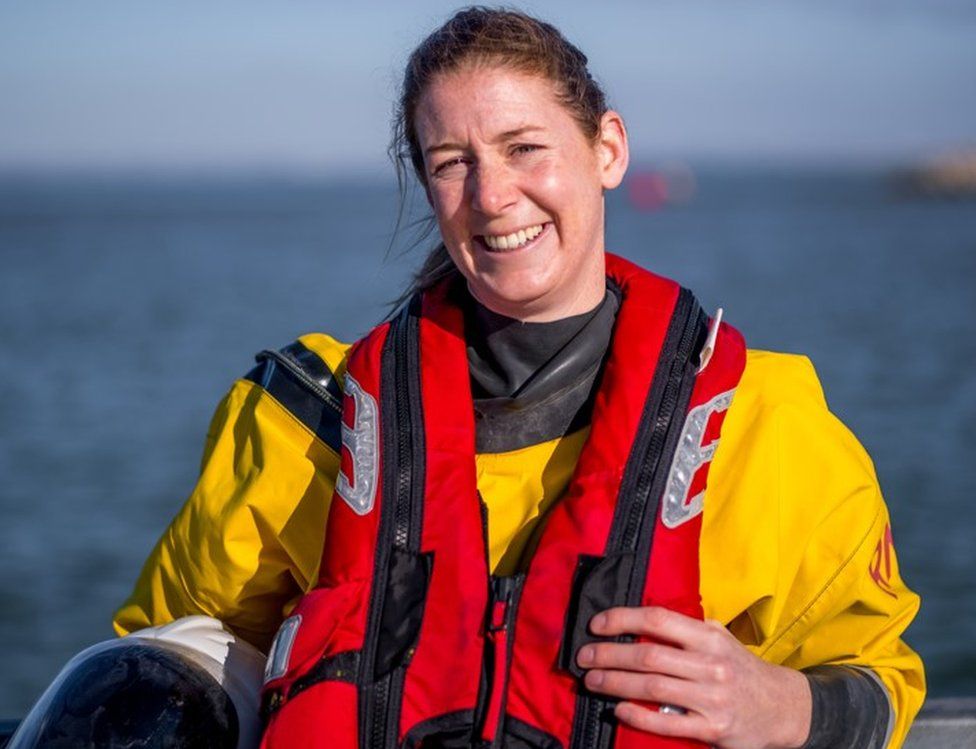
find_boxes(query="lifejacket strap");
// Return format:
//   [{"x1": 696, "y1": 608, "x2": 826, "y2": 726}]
[
  {"x1": 605, "y1": 288, "x2": 706, "y2": 560},
  {"x1": 570, "y1": 289, "x2": 707, "y2": 749},
  {"x1": 300, "y1": 650, "x2": 359, "y2": 688},
  {"x1": 360, "y1": 300, "x2": 429, "y2": 749}
]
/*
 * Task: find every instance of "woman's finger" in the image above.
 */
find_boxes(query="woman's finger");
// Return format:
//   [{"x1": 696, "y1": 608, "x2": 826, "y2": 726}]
[
  {"x1": 613, "y1": 701, "x2": 714, "y2": 741},
  {"x1": 583, "y1": 668, "x2": 713, "y2": 713},
  {"x1": 591, "y1": 606, "x2": 731, "y2": 653},
  {"x1": 576, "y1": 640, "x2": 716, "y2": 681}
]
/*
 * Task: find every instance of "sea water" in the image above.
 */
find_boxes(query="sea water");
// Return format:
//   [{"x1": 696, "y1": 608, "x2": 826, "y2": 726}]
[{"x1": 0, "y1": 168, "x2": 973, "y2": 716}]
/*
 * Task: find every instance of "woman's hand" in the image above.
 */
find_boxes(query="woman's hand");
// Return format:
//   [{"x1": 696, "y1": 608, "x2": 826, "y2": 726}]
[{"x1": 576, "y1": 606, "x2": 812, "y2": 749}]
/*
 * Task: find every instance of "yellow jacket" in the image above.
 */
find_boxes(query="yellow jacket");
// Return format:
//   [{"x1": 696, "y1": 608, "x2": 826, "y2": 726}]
[{"x1": 114, "y1": 334, "x2": 925, "y2": 746}]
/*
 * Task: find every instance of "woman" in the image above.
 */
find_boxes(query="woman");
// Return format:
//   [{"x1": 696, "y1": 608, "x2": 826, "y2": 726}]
[{"x1": 98, "y1": 7, "x2": 922, "y2": 749}]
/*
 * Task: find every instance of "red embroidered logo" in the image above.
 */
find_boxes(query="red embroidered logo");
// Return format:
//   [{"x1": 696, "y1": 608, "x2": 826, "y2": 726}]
[{"x1": 869, "y1": 524, "x2": 898, "y2": 598}]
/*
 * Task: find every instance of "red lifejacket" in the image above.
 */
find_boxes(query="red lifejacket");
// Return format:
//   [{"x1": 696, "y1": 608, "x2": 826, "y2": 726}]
[{"x1": 260, "y1": 254, "x2": 746, "y2": 749}]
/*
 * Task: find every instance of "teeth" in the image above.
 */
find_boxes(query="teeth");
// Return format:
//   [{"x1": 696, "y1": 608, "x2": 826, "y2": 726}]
[{"x1": 483, "y1": 224, "x2": 544, "y2": 250}]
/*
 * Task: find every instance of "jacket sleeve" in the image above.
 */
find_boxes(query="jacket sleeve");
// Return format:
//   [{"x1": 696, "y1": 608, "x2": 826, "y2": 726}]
[
  {"x1": 113, "y1": 335, "x2": 348, "y2": 652},
  {"x1": 702, "y1": 350, "x2": 925, "y2": 748}
]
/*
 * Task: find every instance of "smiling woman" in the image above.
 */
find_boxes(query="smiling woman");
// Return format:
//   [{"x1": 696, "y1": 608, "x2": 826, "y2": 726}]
[
  {"x1": 8, "y1": 7, "x2": 924, "y2": 749},
  {"x1": 414, "y1": 67, "x2": 622, "y2": 321}
]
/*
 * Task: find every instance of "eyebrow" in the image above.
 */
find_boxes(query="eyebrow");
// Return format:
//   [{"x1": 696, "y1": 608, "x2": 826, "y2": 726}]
[{"x1": 424, "y1": 125, "x2": 546, "y2": 155}]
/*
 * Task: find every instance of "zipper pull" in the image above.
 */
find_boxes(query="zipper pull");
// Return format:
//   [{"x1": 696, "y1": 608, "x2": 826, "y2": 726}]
[
  {"x1": 487, "y1": 576, "x2": 517, "y2": 632},
  {"x1": 489, "y1": 599, "x2": 508, "y2": 632},
  {"x1": 480, "y1": 575, "x2": 522, "y2": 745}
]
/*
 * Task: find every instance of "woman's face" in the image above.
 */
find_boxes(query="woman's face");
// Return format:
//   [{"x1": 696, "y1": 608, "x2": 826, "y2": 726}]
[{"x1": 414, "y1": 66, "x2": 628, "y2": 321}]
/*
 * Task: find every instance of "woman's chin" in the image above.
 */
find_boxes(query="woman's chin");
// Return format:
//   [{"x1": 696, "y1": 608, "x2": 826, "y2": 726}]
[
  {"x1": 466, "y1": 278, "x2": 590, "y2": 322},
  {"x1": 465, "y1": 282, "x2": 548, "y2": 320}
]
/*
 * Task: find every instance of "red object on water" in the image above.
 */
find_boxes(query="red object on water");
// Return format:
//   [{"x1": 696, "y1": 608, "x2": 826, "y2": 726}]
[{"x1": 627, "y1": 171, "x2": 669, "y2": 212}]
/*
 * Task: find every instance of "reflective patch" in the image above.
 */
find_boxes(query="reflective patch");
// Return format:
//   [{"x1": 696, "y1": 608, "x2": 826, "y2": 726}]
[
  {"x1": 661, "y1": 389, "x2": 735, "y2": 529},
  {"x1": 264, "y1": 615, "x2": 301, "y2": 683},
  {"x1": 336, "y1": 374, "x2": 379, "y2": 515}
]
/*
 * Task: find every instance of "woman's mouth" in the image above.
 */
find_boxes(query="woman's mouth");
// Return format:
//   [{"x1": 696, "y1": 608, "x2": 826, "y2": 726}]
[{"x1": 476, "y1": 223, "x2": 550, "y2": 253}]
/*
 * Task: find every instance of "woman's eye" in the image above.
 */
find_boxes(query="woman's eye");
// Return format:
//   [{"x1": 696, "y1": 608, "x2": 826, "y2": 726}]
[
  {"x1": 432, "y1": 157, "x2": 468, "y2": 176},
  {"x1": 512, "y1": 144, "x2": 542, "y2": 156}
]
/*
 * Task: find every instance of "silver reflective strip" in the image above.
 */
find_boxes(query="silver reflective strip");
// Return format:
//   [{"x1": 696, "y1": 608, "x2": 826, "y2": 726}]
[
  {"x1": 264, "y1": 615, "x2": 302, "y2": 683},
  {"x1": 335, "y1": 374, "x2": 379, "y2": 515},
  {"x1": 661, "y1": 389, "x2": 735, "y2": 529}
]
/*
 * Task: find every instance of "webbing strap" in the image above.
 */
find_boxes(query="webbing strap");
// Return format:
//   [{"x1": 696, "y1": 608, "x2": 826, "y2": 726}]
[{"x1": 569, "y1": 288, "x2": 707, "y2": 749}]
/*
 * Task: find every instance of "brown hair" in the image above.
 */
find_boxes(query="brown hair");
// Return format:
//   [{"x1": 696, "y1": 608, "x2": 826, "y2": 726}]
[{"x1": 389, "y1": 6, "x2": 610, "y2": 302}]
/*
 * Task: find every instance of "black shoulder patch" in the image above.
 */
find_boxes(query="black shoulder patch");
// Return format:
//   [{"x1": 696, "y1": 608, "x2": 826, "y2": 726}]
[{"x1": 244, "y1": 340, "x2": 343, "y2": 453}]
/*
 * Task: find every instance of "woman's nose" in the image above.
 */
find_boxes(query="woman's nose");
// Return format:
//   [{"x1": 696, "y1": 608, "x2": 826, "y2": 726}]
[{"x1": 469, "y1": 162, "x2": 518, "y2": 216}]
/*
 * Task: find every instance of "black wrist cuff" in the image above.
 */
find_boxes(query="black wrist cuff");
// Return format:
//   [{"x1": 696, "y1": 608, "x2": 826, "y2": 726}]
[{"x1": 800, "y1": 665, "x2": 891, "y2": 749}]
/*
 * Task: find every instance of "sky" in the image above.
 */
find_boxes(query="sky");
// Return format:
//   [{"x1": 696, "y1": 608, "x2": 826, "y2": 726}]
[{"x1": 1, "y1": 0, "x2": 975, "y2": 174}]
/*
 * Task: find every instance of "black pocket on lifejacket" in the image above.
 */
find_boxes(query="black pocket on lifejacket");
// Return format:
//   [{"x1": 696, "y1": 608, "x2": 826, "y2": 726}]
[
  {"x1": 375, "y1": 548, "x2": 433, "y2": 678},
  {"x1": 558, "y1": 552, "x2": 635, "y2": 679}
]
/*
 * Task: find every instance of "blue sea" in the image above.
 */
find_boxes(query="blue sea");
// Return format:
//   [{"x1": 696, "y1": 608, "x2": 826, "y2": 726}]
[{"x1": 0, "y1": 168, "x2": 974, "y2": 716}]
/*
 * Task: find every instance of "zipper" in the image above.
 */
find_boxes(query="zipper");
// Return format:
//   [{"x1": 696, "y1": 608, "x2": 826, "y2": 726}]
[
  {"x1": 255, "y1": 348, "x2": 344, "y2": 415},
  {"x1": 627, "y1": 299, "x2": 704, "y2": 605},
  {"x1": 472, "y1": 495, "x2": 494, "y2": 743},
  {"x1": 571, "y1": 289, "x2": 705, "y2": 749},
  {"x1": 612, "y1": 289, "x2": 701, "y2": 554},
  {"x1": 392, "y1": 306, "x2": 423, "y2": 550},
  {"x1": 368, "y1": 678, "x2": 392, "y2": 749},
  {"x1": 571, "y1": 693, "x2": 606, "y2": 749},
  {"x1": 364, "y1": 303, "x2": 425, "y2": 749}
]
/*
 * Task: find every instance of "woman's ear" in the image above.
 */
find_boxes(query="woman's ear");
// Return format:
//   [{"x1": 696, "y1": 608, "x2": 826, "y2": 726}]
[{"x1": 597, "y1": 110, "x2": 629, "y2": 191}]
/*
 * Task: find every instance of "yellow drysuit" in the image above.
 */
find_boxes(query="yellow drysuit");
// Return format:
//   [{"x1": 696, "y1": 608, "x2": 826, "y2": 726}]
[{"x1": 114, "y1": 333, "x2": 924, "y2": 746}]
